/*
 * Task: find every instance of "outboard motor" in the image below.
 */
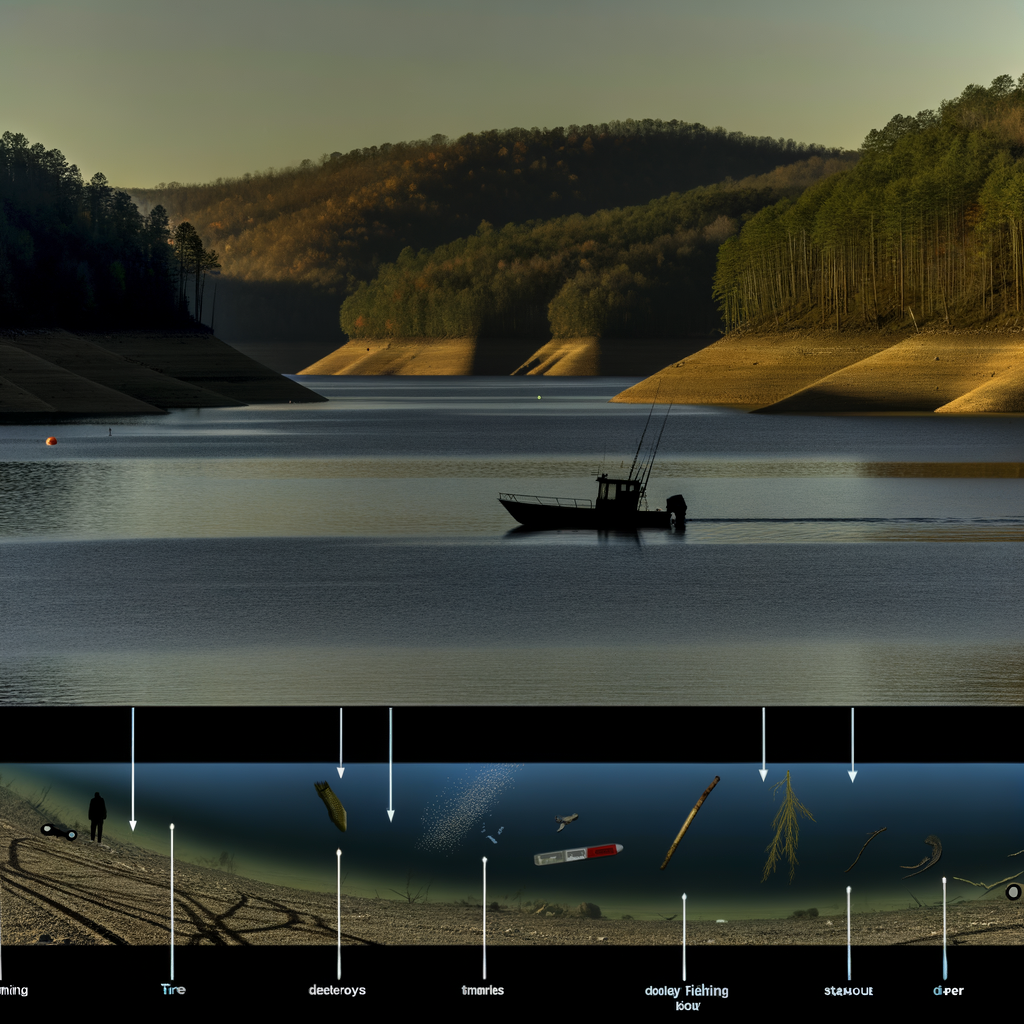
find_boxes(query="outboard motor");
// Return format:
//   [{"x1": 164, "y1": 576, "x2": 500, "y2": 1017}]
[{"x1": 666, "y1": 494, "x2": 687, "y2": 528}]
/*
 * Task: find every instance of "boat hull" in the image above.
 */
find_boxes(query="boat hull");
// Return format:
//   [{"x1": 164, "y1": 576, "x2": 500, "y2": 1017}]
[{"x1": 500, "y1": 498, "x2": 676, "y2": 530}]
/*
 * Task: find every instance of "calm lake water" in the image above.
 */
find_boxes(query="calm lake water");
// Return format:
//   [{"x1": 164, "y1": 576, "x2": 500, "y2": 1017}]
[{"x1": 2, "y1": 376, "x2": 1023, "y2": 705}]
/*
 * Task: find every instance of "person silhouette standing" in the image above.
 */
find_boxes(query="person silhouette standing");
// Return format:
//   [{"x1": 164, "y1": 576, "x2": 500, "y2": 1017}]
[{"x1": 89, "y1": 792, "x2": 107, "y2": 844}]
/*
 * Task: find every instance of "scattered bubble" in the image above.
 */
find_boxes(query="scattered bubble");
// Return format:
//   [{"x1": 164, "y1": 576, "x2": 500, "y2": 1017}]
[{"x1": 416, "y1": 763, "x2": 523, "y2": 855}]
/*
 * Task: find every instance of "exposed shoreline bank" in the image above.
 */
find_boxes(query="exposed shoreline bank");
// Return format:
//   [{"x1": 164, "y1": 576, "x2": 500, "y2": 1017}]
[
  {"x1": 0, "y1": 328, "x2": 326, "y2": 419},
  {"x1": 612, "y1": 327, "x2": 1024, "y2": 413},
  {"x1": 299, "y1": 336, "x2": 710, "y2": 378},
  {"x1": 298, "y1": 329, "x2": 1024, "y2": 414}
]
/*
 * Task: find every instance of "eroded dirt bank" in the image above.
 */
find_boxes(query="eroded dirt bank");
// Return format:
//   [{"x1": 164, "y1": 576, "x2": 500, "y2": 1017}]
[
  {"x1": 299, "y1": 337, "x2": 706, "y2": 377},
  {"x1": 612, "y1": 328, "x2": 1024, "y2": 412}
]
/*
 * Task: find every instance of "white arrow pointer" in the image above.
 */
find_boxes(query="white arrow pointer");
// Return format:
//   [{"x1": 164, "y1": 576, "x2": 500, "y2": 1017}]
[
  {"x1": 130, "y1": 707, "x2": 137, "y2": 830},
  {"x1": 759, "y1": 707, "x2": 768, "y2": 781},
  {"x1": 387, "y1": 707, "x2": 395, "y2": 822},
  {"x1": 848, "y1": 707, "x2": 858, "y2": 782},
  {"x1": 170, "y1": 823, "x2": 175, "y2": 981},
  {"x1": 336, "y1": 707, "x2": 345, "y2": 780},
  {"x1": 337, "y1": 849, "x2": 343, "y2": 980}
]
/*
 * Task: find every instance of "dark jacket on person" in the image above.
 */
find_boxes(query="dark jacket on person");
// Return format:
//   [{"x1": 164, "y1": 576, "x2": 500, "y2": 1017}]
[{"x1": 89, "y1": 794, "x2": 106, "y2": 821}]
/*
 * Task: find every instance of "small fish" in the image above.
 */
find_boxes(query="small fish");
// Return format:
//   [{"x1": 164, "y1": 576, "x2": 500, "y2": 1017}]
[
  {"x1": 314, "y1": 781, "x2": 348, "y2": 833},
  {"x1": 555, "y1": 813, "x2": 578, "y2": 833}
]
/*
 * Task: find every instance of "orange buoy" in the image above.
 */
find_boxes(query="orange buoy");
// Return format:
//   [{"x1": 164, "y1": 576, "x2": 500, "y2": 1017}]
[{"x1": 45, "y1": 436, "x2": 57, "y2": 445}]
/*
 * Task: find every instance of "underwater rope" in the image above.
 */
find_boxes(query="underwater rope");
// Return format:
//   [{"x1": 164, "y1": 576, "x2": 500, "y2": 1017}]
[{"x1": 315, "y1": 781, "x2": 348, "y2": 833}]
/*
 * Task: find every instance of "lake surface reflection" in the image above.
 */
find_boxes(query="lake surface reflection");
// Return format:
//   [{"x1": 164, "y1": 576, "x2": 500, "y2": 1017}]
[{"x1": 2, "y1": 376, "x2": 1023, "y2": 704}]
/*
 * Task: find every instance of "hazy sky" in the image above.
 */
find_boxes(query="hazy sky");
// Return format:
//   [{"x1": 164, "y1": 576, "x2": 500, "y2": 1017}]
[{"x1": 2, "y1": 0, "x2": 1022, "y2": 187}]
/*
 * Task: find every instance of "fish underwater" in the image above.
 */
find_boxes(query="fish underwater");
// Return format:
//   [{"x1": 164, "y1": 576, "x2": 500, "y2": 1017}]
[
  {"x1": 315, "y1": 781, "x2": 348, "y2": 833},
  {"x1": 555, "y1": 813, "x2": 578, "y2": 833}
]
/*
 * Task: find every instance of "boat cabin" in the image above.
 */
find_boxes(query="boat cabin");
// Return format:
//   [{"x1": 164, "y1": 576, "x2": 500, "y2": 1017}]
[{"x1": 594, "y1": 474, "x2": 643, "y2": 517}]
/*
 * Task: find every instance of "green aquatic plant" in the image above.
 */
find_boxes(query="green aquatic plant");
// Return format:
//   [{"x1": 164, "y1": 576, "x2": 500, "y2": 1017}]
[{"x1": 761, "y1": 770, "x2": 815, "y2": 884}]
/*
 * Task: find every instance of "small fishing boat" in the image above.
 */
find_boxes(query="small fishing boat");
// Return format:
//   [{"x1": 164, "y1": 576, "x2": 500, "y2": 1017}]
[
  {"x1": 498, "y1": 403, "x2": 686, "y2": 530},
  {"x1": 499, "y1": 476, "x2": 686, "y2": 529}
]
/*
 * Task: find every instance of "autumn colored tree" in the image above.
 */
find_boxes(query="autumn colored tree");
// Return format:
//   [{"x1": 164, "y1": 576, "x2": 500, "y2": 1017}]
[
  {"x1": 339, "y1": 176, "x2": 815, "y2": 341},
  {"x1": 132, "y1": 121, "x2": 852, "y2": 313}
]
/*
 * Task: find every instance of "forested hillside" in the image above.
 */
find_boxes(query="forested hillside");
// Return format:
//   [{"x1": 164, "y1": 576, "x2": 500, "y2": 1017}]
[
  {"x1": 713, "y1": 75, "x2": 1024, "y2": 332},
  {"x1": 128, "y1": 121, "x2": 851, "y2": 348},
  {"x1": 339, "y1": 156, "x2": 852, "y2": 341},
  {"x1": 0, "y1": 132, "x2": 186, "y2": 327}
]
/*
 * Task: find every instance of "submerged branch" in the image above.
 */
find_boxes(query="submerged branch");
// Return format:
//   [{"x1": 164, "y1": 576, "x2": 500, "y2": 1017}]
[
  {"x1": 845, "y1": 827, "x2": 887, "y2": 872},
  {"x1": 660, "y1": 775, "x2": 720, "y2": 871},
  {"x1": 953, "y1": 870, "x2": 1024, "y2": 892}
]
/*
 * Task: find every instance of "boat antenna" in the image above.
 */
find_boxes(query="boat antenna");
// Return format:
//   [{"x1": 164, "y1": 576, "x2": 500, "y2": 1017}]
[
  {"x1": 640, "y1": 402, "x2": 673, "y2": 498},
  {"x1": 627, "y1": 384, "x2": 661, "y2": 481}
]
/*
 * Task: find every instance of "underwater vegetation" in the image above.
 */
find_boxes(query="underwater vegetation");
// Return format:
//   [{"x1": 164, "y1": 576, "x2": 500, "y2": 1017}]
[
  {"x1": 761, "y1": 771, "x2": 815, "y2": 884},
  {"x1": 314, "y1": 781, "x2": 347, "y2": 833}
]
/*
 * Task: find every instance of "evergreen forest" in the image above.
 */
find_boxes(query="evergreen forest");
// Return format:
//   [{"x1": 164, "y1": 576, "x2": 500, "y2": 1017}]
[
  {"x1": 714, "y1": 75, "x2": 1024, "y2": 332},
  {"x1": 339, "y1": 157, "x2": 850, "y2": 341},
  {"x1": 0, "y1": 131, "x2": 205, "y2": 328}
]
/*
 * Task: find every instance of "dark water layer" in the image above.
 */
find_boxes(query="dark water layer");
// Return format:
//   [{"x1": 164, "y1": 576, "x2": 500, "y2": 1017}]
[
  {"x1": 2, "y1": 377, "x2": 1023, "y2": 704},
  {"x1": 6, "y1": 760, "x2": 1018, "y2": 923}
]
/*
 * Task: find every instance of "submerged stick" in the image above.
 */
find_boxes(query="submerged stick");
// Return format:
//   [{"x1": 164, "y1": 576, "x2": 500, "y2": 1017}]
[
  {"x1": 900, "y1": 834, "x2": 942, "y2": 879},
  {"x1": 660, "y1": 775, "x2": 720, "y2": 870},
  {"x1": 953, "y1": 870, "x2": 1024, "y2": 892},
  {"x1": 845, "y1": 827, "x2": 887, "y2": 873},
  {"x1": 905, "y1": 887, "x2": 924, "y2": 908}
]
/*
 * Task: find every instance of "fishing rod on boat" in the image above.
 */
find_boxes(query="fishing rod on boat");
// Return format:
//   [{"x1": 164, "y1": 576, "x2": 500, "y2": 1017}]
[
  {"x1": 627, "y1": 385, "x2": 662, "y2": 482},
  {"x1": 639, "y1": 403, "x2": 673, "y2": 500}
]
